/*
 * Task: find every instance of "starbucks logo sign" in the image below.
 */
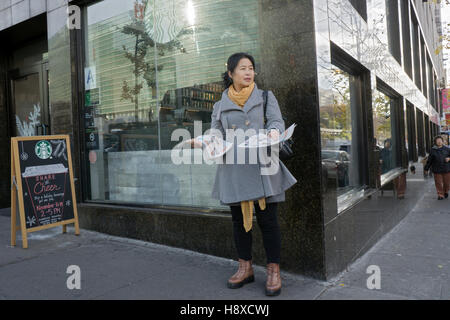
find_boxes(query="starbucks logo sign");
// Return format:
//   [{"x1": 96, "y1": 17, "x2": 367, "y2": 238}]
[
  {"x1": 35, "y1": 141, "x2": 52, "y2": 160},
  {"x1": 144, "y1": 0, "x2": 188, "y2": 44}
]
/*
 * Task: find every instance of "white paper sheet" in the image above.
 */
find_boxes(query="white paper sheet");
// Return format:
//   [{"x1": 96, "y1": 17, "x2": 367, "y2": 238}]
[
  {"x1": 174, "y1": 135, "x2": 233, "y2": 160},
  {"x1": 238, "y1": 123, "x2": 296, "y2": 149},
  {"x1": 196, "y1": 135, "x2": 233, "y2": 159}
]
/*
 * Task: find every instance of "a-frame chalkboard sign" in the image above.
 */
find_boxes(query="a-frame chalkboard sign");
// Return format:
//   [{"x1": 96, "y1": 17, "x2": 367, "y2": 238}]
[{"x1": 11, "y1": 135, "x2": 80, "y2": 248}]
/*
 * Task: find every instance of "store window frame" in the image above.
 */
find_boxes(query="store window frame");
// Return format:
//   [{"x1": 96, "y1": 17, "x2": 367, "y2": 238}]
[
  {"x1": 73, "y1": 0, "x2": 101, "y2": 206},
  {"x1": 349, "y1": 0, "x2": 367, "y2": 22},
  {"x1": 374, "y1": 79, "x2": 405, "y2": 186},
  {"x1": 411, "y1": 12, "x2": 421, "y2": 90},
  {"x1": 432, "y1": 123, "x2": 437, "y2": 142},
  {"x1": 405, "y1": 101, "x2": 417, "y2": 162},
  {"x1": 400, "y1": 0, "x2": 412, "y2": 79},
  {"x1": 424, "y1": 114, "x2": 431, "y2": 154},
  {"x1": 416, "y1": 109, "x2": 425, "y2": 157},
  {"x1": 330, "y1": 42, "x2": 371, "y2": 212},
  {"x1": 385, "y1": 0, "x2": 401, "y2": 65},
  {"x1": 427, "y1": 55, "x2": 435, "y2": 109},
  {"x1": 71, "y1": 0, "x2": 232, "y2": 213},
  {"x1": 420, "y1": 35, "x2": 427, "y2": 98},
  {"x1": 434, "y1": 74, "x2": 439, "y2": 113}
]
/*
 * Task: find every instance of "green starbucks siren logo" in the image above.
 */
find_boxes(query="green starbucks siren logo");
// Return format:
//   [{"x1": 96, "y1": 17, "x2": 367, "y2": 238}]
[{"x1": 35, "y1": 140, "x2": 52, "y2": 160}]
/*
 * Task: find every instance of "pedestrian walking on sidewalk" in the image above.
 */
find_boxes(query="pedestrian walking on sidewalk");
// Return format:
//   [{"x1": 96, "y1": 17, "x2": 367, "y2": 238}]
[
  {"x1": 191, "y1": 52, "x2": 297, "y2": 296},
  {"x1": 424, "y1": 135, "x2": 450, "y2": 200}
]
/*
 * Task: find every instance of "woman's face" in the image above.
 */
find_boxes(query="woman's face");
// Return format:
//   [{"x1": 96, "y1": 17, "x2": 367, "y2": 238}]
[
  {"x1": 436, "y1": 138, "x2": 443, "y2": 147},
  {"x1": 228, "y1": 58, "x2": 255, "y2": 90}
]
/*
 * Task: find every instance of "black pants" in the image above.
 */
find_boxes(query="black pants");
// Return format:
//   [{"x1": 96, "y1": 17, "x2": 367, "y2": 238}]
[{"x1": 230, "y1": 202, "x2": 281, "y2": 264}]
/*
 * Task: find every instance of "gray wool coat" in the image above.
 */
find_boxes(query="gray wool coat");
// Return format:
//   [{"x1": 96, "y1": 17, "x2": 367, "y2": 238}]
[{"x1": 210, "y1": 83, "x2": 297, "y2": 206}]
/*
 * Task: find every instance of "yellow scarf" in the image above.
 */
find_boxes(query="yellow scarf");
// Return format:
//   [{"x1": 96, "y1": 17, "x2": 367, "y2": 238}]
[
  {"x1": 228, "y1": 82, "x2": 255, "y2": 107},
  {"x1": 227, "y1": 82, "x2": 265, "y2": 232}
]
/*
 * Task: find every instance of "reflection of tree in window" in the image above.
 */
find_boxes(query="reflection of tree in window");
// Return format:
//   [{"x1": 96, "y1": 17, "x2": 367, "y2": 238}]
[
  {"x1": 320, "y1": 67, "x2": 351, "y2": 146},
  {"x1": 373, "y1": 90, "x2": 394, "y2": 174},
  {"x1": 373, "y1": 90, "x2": 391, "y2": 147},
  {"x1": 331, "y1": 68, "x2": 351, "y2": 141},
  {"x1": 120, "y1": 0, "x2": 189, "y2": 122},
  {"x1": 322, "y1": 66, "x2": 354, "y2": 193}
]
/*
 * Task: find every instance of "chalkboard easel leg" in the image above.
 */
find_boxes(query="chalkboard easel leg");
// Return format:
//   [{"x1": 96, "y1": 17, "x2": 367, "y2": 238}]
[
  {"x1": 10, "y1": 207, "x2": 16, "y2": 247},
  {"x1": 63, "y1": 225, "x2": 67, "y2": 234},
  {"x1": 21, "y1": 230, "x2": 28, "y2": 249},
  {"x1": 74, "y1": 222, "x2": 80, "y2": 236},
  {"x1": 18, "y1": 202, "x2": 28, "y2": 249}
]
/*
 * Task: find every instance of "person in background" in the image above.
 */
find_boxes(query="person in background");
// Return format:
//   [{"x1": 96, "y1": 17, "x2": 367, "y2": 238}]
[
  {"x1": 424, "y1": 135, "x2": 450, "y2": 200},
  {"x1": 380, "y1": 138, "x2": 392, "y2": 174}
]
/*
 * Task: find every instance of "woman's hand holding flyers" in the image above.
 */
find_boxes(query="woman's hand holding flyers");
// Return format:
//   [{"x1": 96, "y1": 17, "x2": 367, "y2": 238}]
[
  {"x1": 188, "y1": 138, "x2": 203, "y2": 149},
  {"x1": 267, "y1": 129, "x2": 280, "y2": 141}
]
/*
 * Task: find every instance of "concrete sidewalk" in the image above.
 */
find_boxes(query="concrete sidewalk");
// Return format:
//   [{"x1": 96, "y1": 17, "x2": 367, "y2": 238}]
[{"x1": 0, "y1": 176, "x2": 449, "y2": 300}]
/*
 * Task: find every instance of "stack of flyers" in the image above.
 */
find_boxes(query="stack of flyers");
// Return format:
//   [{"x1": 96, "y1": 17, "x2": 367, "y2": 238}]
[
  {"x1": 173, "y1": 135, "x2": 233, "y2": 160},
  {"x1": 195, "y1": 135, "x2": 233, "y2": 160},
  {"x1": 238, "y1": 123, "x2": 296, "y2": 149},
  {"x1": 173, "y1": 123, "x2": 296, "y2": 159}
]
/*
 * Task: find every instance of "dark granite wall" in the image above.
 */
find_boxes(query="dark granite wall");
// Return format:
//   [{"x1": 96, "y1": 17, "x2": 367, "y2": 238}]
[
  {"x1": 78, "y1": 204, "x2": 267, "y2": 266},
  {"x1": 257, "y1": 0, "x2": 325, "y2": 278},
  {"x1": 0, "y1": 51, "x2": 10, "y2": 208}
]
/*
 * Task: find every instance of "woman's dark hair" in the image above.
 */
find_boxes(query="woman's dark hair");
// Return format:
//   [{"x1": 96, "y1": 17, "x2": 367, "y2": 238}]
[
  {"x1": 222, "y1": 52, "x2": 256, "y2": 89},
  {"x1": 434, "y1": 135, "x2": 444, "y2": 145}
]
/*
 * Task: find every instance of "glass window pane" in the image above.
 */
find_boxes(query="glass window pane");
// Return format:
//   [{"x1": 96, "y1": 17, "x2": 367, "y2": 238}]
[
  {"x1": 12, "y1": 73, "x2": 42, "y2": 137},
  {"x1": 84, "y1": 0, "x2": 260, "y2": 209},
  {"x1": 385, "y1": 0, "x2": 401, "y2": 64},
  {"x1": 321, "y1": 65, "x2": 362, "y2": 207},
  {"x1": 373, "y1": 89, "x2": 401, "y2": 179}
]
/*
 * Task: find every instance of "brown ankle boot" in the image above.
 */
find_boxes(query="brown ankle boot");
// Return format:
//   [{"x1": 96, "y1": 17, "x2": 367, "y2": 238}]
[
  {"x1": 265, "y1": 263, "x2": 281, "y2": 296},
  {"x1": 227, "y1": 259, "x2": 254, "y2": 289}
]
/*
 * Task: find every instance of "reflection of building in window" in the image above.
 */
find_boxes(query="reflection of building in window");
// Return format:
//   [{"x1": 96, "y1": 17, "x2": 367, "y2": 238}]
[{"x1": 320, "y1": 65, "x2": 361, "y2": 198}]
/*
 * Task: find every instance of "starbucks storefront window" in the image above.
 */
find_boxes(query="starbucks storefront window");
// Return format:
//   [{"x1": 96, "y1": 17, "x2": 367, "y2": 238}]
[{"x1": 82, "y1": 0, "x2": 260, "y2": 209}]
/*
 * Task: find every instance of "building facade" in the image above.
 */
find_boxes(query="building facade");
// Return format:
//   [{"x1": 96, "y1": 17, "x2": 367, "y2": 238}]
[{"x1": 0, "y1": 0, "x2": 445, "y2": 280}]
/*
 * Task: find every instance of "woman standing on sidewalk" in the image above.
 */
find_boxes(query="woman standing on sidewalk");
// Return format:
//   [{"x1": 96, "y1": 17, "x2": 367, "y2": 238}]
[
  {"x1": 191, "y1": 52, "x2": 297, "y2": 296},
  {"x1": 424, "y1": 135, "x2": 450, "y2": 200}
]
